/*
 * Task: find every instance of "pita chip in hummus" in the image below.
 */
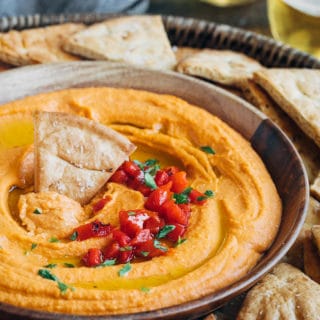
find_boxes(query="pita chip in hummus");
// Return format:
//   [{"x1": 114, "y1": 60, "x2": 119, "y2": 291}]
[{"x1": 33, "y1": 111, "x2": 136, "y2": 204}]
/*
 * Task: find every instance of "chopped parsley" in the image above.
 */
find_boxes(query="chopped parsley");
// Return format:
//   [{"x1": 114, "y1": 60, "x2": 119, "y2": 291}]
[
  {"x1": 118, "y1": 262, "x2": 131, "y2": 277},
  {"x1": 197, "y1": 190, "x2": 215, "y2": 202},
  {"x1": 96, "y1": 259, "x2": 116, "y2": 268},
  {"x1": 156, "y1": 225, "x2": 176, "y2": 239},
  {"x1": 144, "y1": 172, "x2": 157, "y2": 190},
  {"x1": 70, "y1": 231, "x2": 78, "y2": 241},
  {"x1": 200, "y1": 146, "x2": 216, "y2": 155},
  {"x1": 44, "y1": 263, "x2": 57, "y2": 269},
  {"x1": 140, "y1": 251, "x2": 149, "y2": 257},
  {"x1": 173, "y1": 187, "x2": 192, "y2": 204},
  {"x1": 141, "y1": 286, "x2": 150, "y2": 293},
  {"x1": 174, "y1": 237, "x2": 187, "y2": 247},
  {"x1": 49, "y1": 237, "x2": 60, "y2": 243},
  {"x1": 33, "y1": 208, "x2": 42, "y2": 215},
  {"x1": 63, "y1": 263, "x2": 75, "y2": 268},
  {"x1": 205, "y1": 190, "x2": 215, "y2": 197},
  {"x1": 128, "y1": 211, "x2": 136, "y2": 216},
  {"x1": 38, "y1": 269, "x2": 74, "y2": 294},
  {"x1": 31, "y1": 243, "x2": 38, "y2": 250},
  {"x1": 153, "y1": 239, "x2": 168, "y2": 252}
]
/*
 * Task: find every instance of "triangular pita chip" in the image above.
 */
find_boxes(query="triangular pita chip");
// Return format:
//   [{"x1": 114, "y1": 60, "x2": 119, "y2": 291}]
[
  {"x1": 0, "y1": 23, "x2": 84, "y2": 66},
  {"x1": 34, "y1": 112, "x2": 136, "y2": 204},
  {"x1": 254, "y1": 69, "x2": 320, "y2": 148},
  {"x1": 237, "y1": 263, "x2": 320, "y2": 319},
  {"x1": 63, "y1": 15, "x2": 176, "y2": 70},
  {"x1": 312, "y1": 225, "x2": 320, "y2": 254},
  {"x1": 176, "y1": 49, "x2": 263, "y2": 87}
]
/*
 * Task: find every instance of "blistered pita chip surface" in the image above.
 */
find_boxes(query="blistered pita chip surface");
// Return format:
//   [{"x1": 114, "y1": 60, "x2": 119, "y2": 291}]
[
  {"x1": 304, "y1": 230, "x2": 320, "y2": 284},
  {"x1": 254, "y1": 69, "x2": 320, "y2": 148},
  {"x1": 311, "y1": 173, "x2": 320, "y2": 201},
  {"x1": 237, "y1": 263, "x2": 320, "y2": 320},
  {"x1": 63, "y1": 15, "x2": 176, "y2": 70},
  {"x1": 0, "y1": 23, "x2": 84, "y2": 66},
  {"x1": 176, "y1": 49, "x2": 263, "y2": 88},
  {"x1": 34, "y1": 112, "x2": 136, "y2": 204},
  {"x1": 242, "y1": 80, "x2": 320, "y2": 184}
]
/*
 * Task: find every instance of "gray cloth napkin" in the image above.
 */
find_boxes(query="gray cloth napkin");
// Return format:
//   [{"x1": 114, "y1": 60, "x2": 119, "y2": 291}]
[{"x1": 0, "y1": 0, "x2": 149, "y2": 16}]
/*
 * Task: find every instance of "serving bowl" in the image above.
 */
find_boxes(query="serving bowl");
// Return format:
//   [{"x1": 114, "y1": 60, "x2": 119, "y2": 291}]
[{"x1": 0, "y1": 61, "x2": 309, "y2": 320}]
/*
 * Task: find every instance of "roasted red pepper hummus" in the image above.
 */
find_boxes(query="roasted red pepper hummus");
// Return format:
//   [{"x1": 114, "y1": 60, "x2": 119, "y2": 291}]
[{"x1": 0, "y1": 88, "x2": 281, "y2": 315}]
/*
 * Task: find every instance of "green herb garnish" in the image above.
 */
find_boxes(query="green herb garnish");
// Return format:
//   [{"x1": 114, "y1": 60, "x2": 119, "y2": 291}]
[
  {"x1": 141, "y1": 286, "x2": 151, "y2": 293},
  {"x1": 49, "y1": 237, "x2": 60, "y2": 243},
  {"x1": 174, "y1": 237, "x2": 187, "y2": 247},
  {"x1": 70, "y1": 231, "x2": 78, "y2": 241},
  {"x1": 197, "y1": 189, "x2": 215, "y2": 202},
  {"x1": 118, "y1": 262, "x2": 131, "y2": 277},
  {"x1": 200, "y1": 146, "x2": 216, "y2": 155},
  {"x1": 128, "y1": 211, "x2": 136, "y2": 216},
  {"x1": 173, "y1": 187, "x2": 192, "y2": 204},
  {"x1": 33, "y1": 208, "x2": 42, "y2": 215},
  {"x1": 204, "y1": 190, "x2": 215, "y2": 197},
  {"x1": 63, "y1": 263, "x2": 75, "y2": 268},
  {"x1": 145, "y1": 159, "x2": 158, "y2": 167},
  {"x1": 38, "y1": 269, "x2": 73, "y2": 294},
  {"x1": 140, "y1": 251, "x2": 149, "y2": 257},
  {"x1": 31, "y1": 243, "x2": 38, "y2": 250},
  {"x1": 96, "y1": 259, "x2": 116, "y2": 268},
  {"x1": 144, "y1": 172, "x2": 157, "y2": 190},
  {"x1": 156, "y1": 225, "x2": 176, "y2": 239},
  {"x1": 153, "y1": 239, "x2": 168, "y2": 252},
  {"x1": 44, "y1": 263, "x2": 57, "y2": 269}
]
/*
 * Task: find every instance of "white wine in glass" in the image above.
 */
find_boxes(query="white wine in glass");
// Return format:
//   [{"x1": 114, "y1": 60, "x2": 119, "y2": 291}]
[
  {"x1": 201, "y1": 0, "x2": 256, "y2": 7},
  {"x1": 268, "y1": 0, "x2": 320, "y2": 58}
]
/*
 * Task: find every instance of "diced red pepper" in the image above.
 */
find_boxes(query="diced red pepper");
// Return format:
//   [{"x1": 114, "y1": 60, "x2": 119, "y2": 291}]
[
  {"x1": 74, "y1": 220, "x2": 113, "y2": 241},
  {"x1": 136, "y1": 183, "x2": 152, "y2": 197},
  {"x1": 119, "y1": 210, "x2": 151, "y2": 238},
  {"x1": 189, "y1": 189, "x2": 207, "y2": 205},
  {"x1": 143, "y1": 213, "x2": 165, "y2": 235},
  {"x1": 131, "y1": 228, "x2": 153, "y2": 245},
  {"x1": 166, "y1": 223, "x2": 186, "y2": 242},
  {"x1": 170, "y1": 171, "x2": 189, "y2": 193},
  {"x1": 92, "y1": 196, "x2": 111, "y2": 213},
  {"x1": 164, "y1": 166, "x2": 180, "y2": 177},
  {"x1": 118, "y1": 249, "x2": 134, "y2": 264},
  {"x1": 160, "y1": 200, "x2": 188, "y2": 226},
  {"x1": 109, "y1": 169, "x2": 128, "y2": 184},
  {"x1": 122, "y1": 161, "x2": 142, "y2": 178},
  {"x1": 135, "y1": 239, "x2": 167, "y2": 258},
  {"x1": 112, "y1": 229, "x2": 131, "y2": 246},
  {"x1": 144, "y1": 182, "x2": 172, "y2": 212},
  {"x1": 103, "y1": 241, "x2": 120, "y2": 260},
  {"x1": 82, "y1": 248, "x2": 103, "y2": 267},
  {"x1": 155, "y1": 170, "x2": 169, "y2": 186},
  {"x1": 178, "y1": 203, "x2": 191, "y2": 219}
]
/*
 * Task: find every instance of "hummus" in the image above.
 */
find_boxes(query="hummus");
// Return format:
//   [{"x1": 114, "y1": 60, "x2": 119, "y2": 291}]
[{"x1": 0, "y1": 88, "x2": 281, "y2": 315}]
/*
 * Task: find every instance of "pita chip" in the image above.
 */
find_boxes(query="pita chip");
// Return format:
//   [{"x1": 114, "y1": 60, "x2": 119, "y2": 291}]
[
  {"x1": 237, "y1": 263, "x2": 320, "y2": 320},
  {"x1": 0, "y1": 23, "x2": 84, "y2": 66},
  {"x1": 33, "y1": 112, "x2": 136, "y2": 205},
  {"x1": 304, "y1": 230, "x2": 320, "y2": 284},
  {"x1": 176, "y1": 49, "x2": 263, "y2": 88},
  {"x1": 312, "y1": 225, "x2": 320, "y2": 254},
  {"x1": 311, "y1": 173, "x2": 320, "y2": 201},
  {"x1": 254, "y1": 69, "x2": 320, "y2": 148},
  {"x1": 242, "y1": 80, "x2": 320, "y2": 184},
  {"x1": 63, "y1": 15, "x2": 176, "y2": 70}
]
